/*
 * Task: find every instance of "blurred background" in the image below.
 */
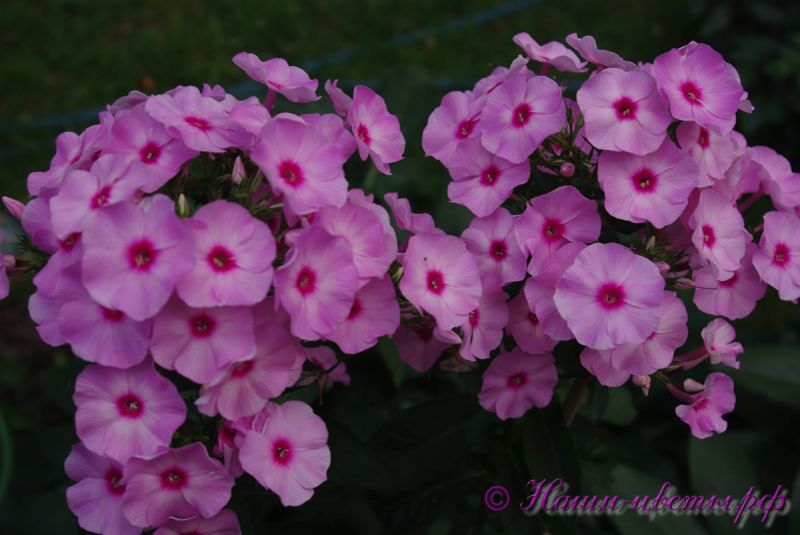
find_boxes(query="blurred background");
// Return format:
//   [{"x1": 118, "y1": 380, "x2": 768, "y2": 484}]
[{"x1": 1, "y1": 0, "x2": 799, "y2": 533}]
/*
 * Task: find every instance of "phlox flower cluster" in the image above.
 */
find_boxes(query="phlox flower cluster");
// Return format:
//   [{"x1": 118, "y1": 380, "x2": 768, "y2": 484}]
[{"x1": 1, "y1": 32, "x2": 796, "y2": 532}]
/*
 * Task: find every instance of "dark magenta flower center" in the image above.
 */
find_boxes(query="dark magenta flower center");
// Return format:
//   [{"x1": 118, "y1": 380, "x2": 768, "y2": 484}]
[
  {"x1": 455, "y1": 118, "x2": 477, "y2": 139},
  {"x1": 128, "y1": 239, "x2": 158, "y2": 270},
  {"x1": 680, "y1": 81, "x2": 703, "y2": 105},
  {"x1": 542, "y1": 219, "x2": 564, "y2": 242},
  {"x1": 528, "y1": 312, "x2": 539, "y2": 326},
  {"x1": 101, "y1": 307, "x2": 125, "y2": 322},
  {"x1": 207, "y1": 245, "x2": 237, "y2": 272},
  {"x1": 426, "y1": 270, "x2": 445, "y2": 294},
  {"x1": 272, "y1": 438, "x2": 293, "y2": 465},
  {"x1": 347, "y1": 298, "x2": 363, "y2": 320},
  {"x1": 190, "y1": 314, "x2": 216, "y2": 337},
  {"x1": 105, "y1": 468, "x2": 125, "y2": 495},
  {"x1": 507, "y1": 372, "x2": 528, "y2": 389},
  {"x1": 719, "y1": 272, "x2": 739, "y2": 288},
  {"x1": 357, "y1": 123, "x2": 371, "y2": 145},
  {"x1": 481, "y1": 165, "x2": 500, "y2": 186},
  {"x1": 490, "y1": 240, "x2": 507, "y2": 261},
  {"x1": 701, "y1": 225, "x2": 716, "y2": 248},
  {"x1": 632, "y1": 169, "x2": 658, "y2": 193},
  {"x1": 278, "y1": 160, "x2": 304, "y2": 187},
  {"x1": 60, "y1": 233, "x2": 80, "y2": 252},
  {"x1": 91, "y1": 186, "x2": 112, "y2": 209},
  {"x1": 597, "y1": 283, "x2": 626, "y2": 310},
  {"x1": 231, "y1": 360, "x2": 255, "y2": 378},
  {"x1": 469, "y1": 308, "x2": 480, "y2": 327},
  {"x1": 613, "y1": 96, "x2": 638, "y2": 120},
  {"x1": 140, "y1": 142, "x2": 162, "y2": 164},
  {"x1": 511, "y1": 103, "x2": 532, "y2": 127},
  {"x1": 160, "y1": 467, "x2": 189, "y2": 490},
  {"x1": 296, "y1": 267, "x2": 316, "y2": 295},
  {"x1": 773, "y1": 243, "x2": 790, "y2": 266},
  {"x1": 116, "y1": 393, "x2": 144, "y2": 418},
  {"x1": 697, "y1": 128, "x2": 710, "y2": 149}
]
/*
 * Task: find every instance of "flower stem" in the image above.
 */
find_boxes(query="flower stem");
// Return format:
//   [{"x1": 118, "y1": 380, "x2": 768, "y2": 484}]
[{"x1": 563, "y1": 376, "x2": 589, "y2": 428}]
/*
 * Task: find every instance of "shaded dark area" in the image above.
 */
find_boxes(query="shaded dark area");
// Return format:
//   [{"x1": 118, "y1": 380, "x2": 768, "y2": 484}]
[{"x1": 0, "y1": 1, "x2": 798, "y2": 533}]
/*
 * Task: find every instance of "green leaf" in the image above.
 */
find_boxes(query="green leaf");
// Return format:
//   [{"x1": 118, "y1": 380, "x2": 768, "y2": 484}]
[{"x1": 729, "y1": 345, "x2": 800, "y2": 409}]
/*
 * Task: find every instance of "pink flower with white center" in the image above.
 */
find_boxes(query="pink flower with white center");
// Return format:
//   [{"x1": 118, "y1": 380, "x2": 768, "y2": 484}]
[
  {"x1": 513, "y1": 33, "x2": 586, "y2": 72},
  {"x1": 652, "y1": 42, "x2": 745, "y2": 134},
  {"x1": 275, "y1": 226, "x2": 358, "y2": 340},
  {"x1": 326, "y1": 276, "x2": 400, "y2": 354},
  {"x1": 108, "y1": 106, "x2": 198, "y2": 192},
  {"x1": 444, "y1": 137, "x2": 531, "y2": 217},
  {"x1": 565, "y1": 33, "x2": 637, "y2": 70},
  {"x1": 81, "y1": 195, "x2": 195, "y2": 321},
  {"x1": 478, "y1": 349, "x2": 557, "y2": 420},
  {"x1": 702, "y1": 318, "x2": 743, "y2": 369},
  {"x1": 689, "y1": 189, "x2": 748, "y2": 281},
  {"x1": 514, "y1": 185, "x2": 600, "y2": 274},
  {"x1": 422, "y1": 90, "x2": 482, "y2": 161},
  {"x1": 325, "y1": 79, "x2": 352, "y2": 116},
  {"x1": 151, "y1": 298, "x2": 256, "y2": 384},
  {"x1": 579, "y1": 348, "x2": 631, "y2": 387},
  {"x1": 399, "y1": 232, "x2": 482, "y2": 331},
  {"x1": 393, "y1": 324, "x2": 452, "y2": 372},
  {"x1": 748, "y1": 146, "x2": 800, "y2": 210},
  {"x1": 460, "y1": 208, "x2": 526, "y2": 291},
  {"x1": 196, "y1": 300, "x2": 304, "y2": 420},
  {"x1": 28, "y1": 124, "x2": 106, "y2": 196},
  {"x1": 56, "y1": 272, "x2": 151, "y2": 368},
  {"x1": 121, "y1": 443, "x2": 234, "y2": 527},
  {"x1": 676, "y1": 122, "x2": 740, "y2": 187},
  {"x1": 480, "y1": 71, "x2": 566, "y2": 164},
  {"x1": 176, "y1": 200, "x2": 276, "y2": 308},
  {"x1": 753, "y1": 211, "x2": 800, "y2": 301},
  {"x1": 239, "y1": 401, "x2": 330, "y2": 507},
  {"x1": 302, "y1": 113, "x2": 357, "y2": 161},
  {"x1": 347, "y1": 85, "x2": 405, "y2": 175},
  {"x1": 524, "y1": 242, "x2": 585, "y2": 341},
  {"x1": 145, "y1": 86, "x2": 247, "y2": 153},
  {"x1": 315, "y1": 199, "x2": 397, "y2": 281},
  {"x1": 251, "y1": 117, "x2": 348, "y2": 215},
  {"x1": 506, "y1": 292, "x2": 557, "y2": 354},
  {"x1": 65, "y1": 443, "x2": 140, "y2": 535},
  {"x1": 598, "y1": 138, "x2": 699, "y2": 228},
  {"x1": 74, "y1": 360, "x2": 186, "y2": 464},
  {"x1": 693, "y1": 243, "x2": 766, "y2": 320},
  {"x1": 606, "y1": 291, "x2": 688, "y2": 376},
  {"x1": 675, "y1": 372, "x2": 736, "y2": 439},
  {"x1": 306, "y1": 345, "x2": 351, "y2": 388},
  {"x1": 154, "y1": 509, "x2": 240, "y2": 535},
  {"x1": 233, "y1": 53, "x2": 319, "y2": 103},
  {"x1": 50, "y1": 154, "x2": 148, "y2": 239},
  {"x1": 383, "y1": 192, "x2": 437, "y2": 234},
  {"x1": 577, "y1": 67, "x2": 672, "y2": 156},
  {"x1": 554, "y1": 243, "x2": 665, "y2": 350},
  {"x1": 459, "y1": 291, "x2": 508, "y2": 361}
]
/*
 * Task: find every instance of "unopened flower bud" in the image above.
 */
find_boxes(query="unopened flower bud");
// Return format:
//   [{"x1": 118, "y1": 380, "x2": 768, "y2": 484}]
[
  {"x1": 559, "y1": 162, "x2": 575, "y2": 178},
  {"x1": 632, "y1": 375, "x2": 651, "y2": 396},
  {"x1": 655, "y1": 261, "x2": 670, "y2": 276},
  {"x1": 232, "y1": 156, "x2": 246, "y2": 185},
  {"x1": 2, "y1": 196, "x2": 25, "y2": 220},
  {"x1": 177, "y1": 194, "x2": 189, "y2": 217},
  {"x1": 683, "y1": 378, "x2": 705, "y2": 393}
]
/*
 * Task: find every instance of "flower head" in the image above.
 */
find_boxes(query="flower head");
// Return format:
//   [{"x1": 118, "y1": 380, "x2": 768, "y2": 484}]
[
  {"x1": 154, "y1": 509, "x2": 241, "y2": 535},
  {"x1": 689, "y1": 189, "x2": 748, "y2": 281},
  {"x1": 478, "y1": 349, "x2": 557, "y2": 420},
  {"x1": 252, "y1": 117, "x2": 348, "y2": 215},
  {"x1": 506, "y1": 292, "x2": 557, "y2": 354},
  {"x1": 444, "y1": 137, "x2": 531, "y2": 217},
  {"x1": 513, "y1": 33, "x2": 587, "y2": 72},
  {"x1": 675, "y1": 372, "x2": 736, "y2": 439},
  {"x1": 480, "y1": 71, "x2": 566, "y2": 164},
  {"x1": 326, "y1": 275, "x2": 400, "y2": 354},
  {"x1": 676, "y1": 121, "x2": 740, "y2": 187},
  {"x1": 176, "y1": 200, "x2": 276, "y2": 308},
  {"x1": 73, "y1": 360, "x2": 186, "y2": 463},
  {"x1": 598, "y1": 138, "x2": 699, "y2": 228},
  {"x1": 459, "y1": 290, "x2": 509, "y2": 361},
  {"x1": 422, "y1": 90, "x2": 482, "y2": 161},
  {"x1": 577, "y1": 67, "x2": 672, "y2": 155},
  {"x1": 752, "y1": 210, "x2": 800, "y2": 301},
  {"x1": 702, "y1": 318, "x2": 743, "y2": 369},
  {"x1": 566, "y1": 33, "x2": 637, "y2": 70},
  {"x1": 65, "y1": 443, "x2": 140, "y2": 535},
  {"x1": 399, "y1": 232, "x2": 482, "y2": 331},
  {"x1": 121, "y1": 443, "x2": 234, "y2": 527},
  {"x1": 693, "y1": 243, "x2": 766, "y2": 320},
  {"x1": 554, "y1": 243, "x2": 665, "y2": 350},
  {"x1": 652, "y1": 42, "x2": 745, "y2": 133},
  {"x1": 393, "y1": 325, "x2": 452, "y2": 372},
  {"x1": 347, "y1": 85, "x2": 405, "y2": 175},
  {"x1": 239, "y1": 401, "x2": 330, "y2": 507},
  {"x1": 460, "y1": 207, "x2": 526, "y2": 291}
]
